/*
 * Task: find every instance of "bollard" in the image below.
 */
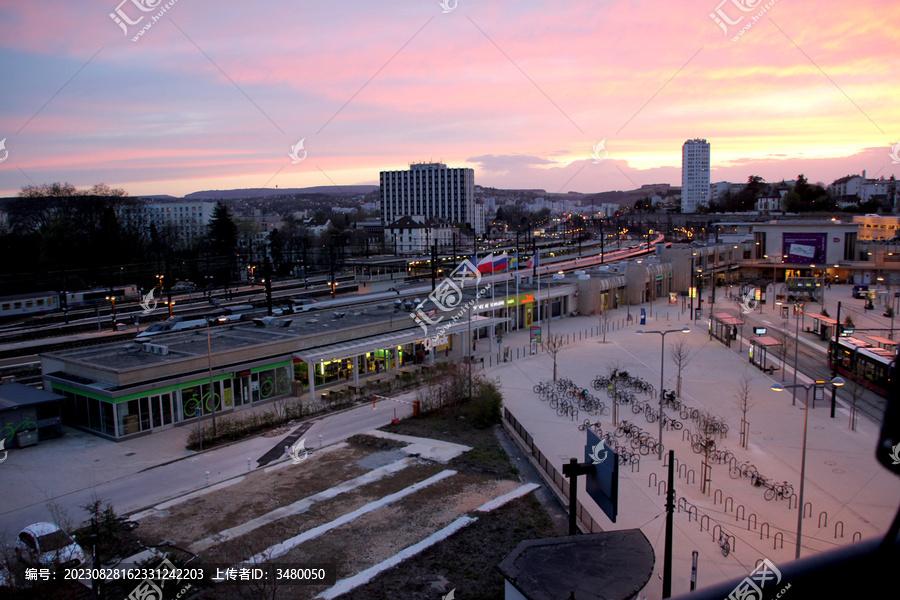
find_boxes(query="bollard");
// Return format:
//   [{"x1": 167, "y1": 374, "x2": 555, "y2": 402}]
[
  {"x1": 319, "y1": 434, "x2": 323, "y2": 448},
  {"x1": 247, "y1": 458, "x2": 252, "y2": 472},
  {"x1": 205, "y1": 470, "x2": 210, "y2": 487}
]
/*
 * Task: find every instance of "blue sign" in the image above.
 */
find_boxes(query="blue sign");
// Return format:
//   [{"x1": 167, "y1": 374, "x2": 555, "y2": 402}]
[
  {"x1": 640, "y1": 308, "x2": 646, "y2": 325},
  {"x1": 584, "y1": 428, "x2": 618, "y2": 523}
]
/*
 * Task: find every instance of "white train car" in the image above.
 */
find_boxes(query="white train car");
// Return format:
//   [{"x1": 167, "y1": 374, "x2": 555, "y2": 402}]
[{"x1": 0, "y1": 291, "x2": 60, "y2": 319}]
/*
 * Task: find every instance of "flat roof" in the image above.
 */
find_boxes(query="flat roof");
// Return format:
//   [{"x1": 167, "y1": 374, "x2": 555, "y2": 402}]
[
  {"x1": 0, "y1": 383, "x2": 65, "y2": 411},
  {"x1": 751, "y1": 335, "x2": 782, "y2": 347}
]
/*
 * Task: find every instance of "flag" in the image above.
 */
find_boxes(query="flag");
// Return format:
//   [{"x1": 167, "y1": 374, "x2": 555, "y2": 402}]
[
  {"x1": 476, "y1": 253, "x2": 495, "y2": 274},
  {"x1": 492, "y1": 252, "x2": 508, "y2": 272},
  {"x1": 456, "y1": 256, "x2": 479, "y2": 274},
  {"x1": 526, "y1": 252, "x2": 540, "y2": 269}
]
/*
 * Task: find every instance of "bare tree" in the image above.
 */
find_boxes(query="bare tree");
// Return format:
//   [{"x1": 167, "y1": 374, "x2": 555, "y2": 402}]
[
  {"x1": 543, "y1": 333, "x2": 567, "y2": 382},
  {"x1": 844, "y1": 364, "x2": 866, "y2": 432},
  {"x1": 778, "y1": 332, "x2": 795, "y2": 382},
  {"x1": 600, "y1": 310, "x2": 613, "y2": 343},
  {"x1": 732, "y1": 370, "x2": 755, "y2": 449},
  {"x1": 692, "y1": 410, "x2": 727, "y2": 495},
  {"x1": 668, "y1": 337, "x2": 694, "y2": 397}
]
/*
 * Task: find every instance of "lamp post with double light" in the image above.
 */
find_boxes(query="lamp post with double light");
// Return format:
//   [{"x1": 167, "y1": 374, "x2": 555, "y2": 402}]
[
  {"x1": 771, "y1": 377, "x2": 845, "y2": 560},
  {"x1": 636, "y1": 327, "x2": 691, "y2": 458}
]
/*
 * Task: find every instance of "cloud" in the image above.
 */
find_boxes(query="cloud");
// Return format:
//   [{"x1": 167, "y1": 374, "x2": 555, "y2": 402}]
[{"x1": 466, "y1": 154, "x2": 555, "y2": 173}]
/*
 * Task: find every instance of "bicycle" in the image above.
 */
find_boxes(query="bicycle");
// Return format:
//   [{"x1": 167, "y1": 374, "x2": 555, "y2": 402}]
[
  {"x1": 717, "y1": 533, "x2": 731, "y2": 557},
  {"x1": 764, "y1": 481, "x2": 793, "y2": 501}
]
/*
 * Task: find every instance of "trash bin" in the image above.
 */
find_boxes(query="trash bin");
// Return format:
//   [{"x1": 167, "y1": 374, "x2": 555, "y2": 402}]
[{"x1": 16, "y1": 430, "x2": 38, "y2": 447}]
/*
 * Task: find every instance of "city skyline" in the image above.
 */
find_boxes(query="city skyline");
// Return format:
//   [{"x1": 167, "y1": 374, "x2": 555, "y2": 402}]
[{"x1": 0, "y1": 0, "x2": 898, "y2": 198}]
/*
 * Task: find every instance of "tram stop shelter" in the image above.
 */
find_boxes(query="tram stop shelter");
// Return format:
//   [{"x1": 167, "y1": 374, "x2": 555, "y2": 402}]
[
  {"x1": 496, "y1": 529, "x2": 654, "y2": 600},
  {"x1": 749, "y1": 335, "x2": 783, "y2": 374},
  {"x1": 803, "y1": 312, "x2": 837, "y2": 340},
  {"x1": 863, "y1": 334, "x2": 898, "y2": 350},
  {"x1": 710, "y1": 312, "x2": 744, "y2": 348}
]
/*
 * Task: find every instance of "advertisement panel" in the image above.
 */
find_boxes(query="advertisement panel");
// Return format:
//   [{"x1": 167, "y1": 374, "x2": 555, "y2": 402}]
[{"x1": 783, "y1": 233, "x2": 826, "y2": 264}]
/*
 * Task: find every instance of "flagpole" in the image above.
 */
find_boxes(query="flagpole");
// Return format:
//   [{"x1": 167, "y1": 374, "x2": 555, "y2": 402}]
[{"x1": 515, "y1": 250, "x2": 519, "y2": 332}]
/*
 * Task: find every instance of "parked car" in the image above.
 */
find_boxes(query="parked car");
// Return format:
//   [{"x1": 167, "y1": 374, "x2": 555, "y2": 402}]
[
  {"x1": 851, "y1": 284, "x2": 869, "y2": 299},
  {"x1": 15, "y1": 522, "x2": 86, "y2": 569}
]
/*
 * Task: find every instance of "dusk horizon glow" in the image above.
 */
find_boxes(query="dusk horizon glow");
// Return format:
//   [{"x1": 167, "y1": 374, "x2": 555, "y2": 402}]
[{"x1": 1, "y1": 0, "x2": 898, "y2": 198}]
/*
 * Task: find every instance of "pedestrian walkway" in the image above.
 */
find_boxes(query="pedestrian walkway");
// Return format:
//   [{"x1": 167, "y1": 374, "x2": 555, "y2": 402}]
[{"x1": 480, "y1": 294, "x2": 900, "y2": 599}]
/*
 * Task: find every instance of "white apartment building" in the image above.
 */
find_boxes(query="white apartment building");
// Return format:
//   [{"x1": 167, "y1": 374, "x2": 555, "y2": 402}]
[
  {"x1": 139, "y1": 201, "x2": 216, "y2": 243},
  {"x1": 681, "y1": 139, "x2": 710, "y2": 213},
  {"x1": 385, "y1": 216, "x2": 457, "y2": 255},
  {"x1": 380, "y1": 163, "x2": 482, "y2": 234}
]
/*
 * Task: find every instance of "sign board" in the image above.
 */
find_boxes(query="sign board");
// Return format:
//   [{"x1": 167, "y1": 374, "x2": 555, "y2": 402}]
[
  {"x1": 530, "y1": 325, "x2": 542, "y2": 343},
  {"x1": 669, "y1": 292, "x2": 678, "y2": 304},
  {"x1": 584, "y1": 428, "x2": 618, "y2": 523},
  {"x1": 753, "y1": 327, "x2": 767, "y2": 335},
  {"x1": 640, "y1": 308, "x2": 646, "y2": 325}
]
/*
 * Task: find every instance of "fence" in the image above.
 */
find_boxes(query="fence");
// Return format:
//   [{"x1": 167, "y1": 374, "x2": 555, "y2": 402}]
[{"x1": 503, "y1": 407, "x2": 604, "y2": 534}]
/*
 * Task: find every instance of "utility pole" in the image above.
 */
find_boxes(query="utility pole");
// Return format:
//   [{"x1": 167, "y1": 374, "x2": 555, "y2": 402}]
[
  {"x1": 431, "y1": 243, "x2": 437, "y2": 292},
  {"x1": 264, "y1": 256, "x2": 273, "y2": 316},
  {"x1": 663, "y1": 449, "x2": 675, "y2": 598},
  {"x1": 831, "y1": 301, "x2": 842, "y2": 418}
]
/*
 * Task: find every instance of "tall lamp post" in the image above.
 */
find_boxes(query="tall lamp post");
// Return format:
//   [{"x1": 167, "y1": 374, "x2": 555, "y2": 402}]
[
  {"x1": 771, "y1": 377, "x2": 845, "y2": 559},
  {"x1": 104, "y1": 296, "x2": 117, "y2": 327},
  {"x1": 636, "y1": 327, "x2": 691, "y2": 458},
  {"x1": 776, "y1": 300, "x2": 803, "y2": 406}
]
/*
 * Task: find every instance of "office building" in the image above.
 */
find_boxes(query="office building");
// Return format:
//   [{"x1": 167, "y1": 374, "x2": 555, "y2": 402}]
[
  {"x1": 380, "y1": 163, "x2": 482, "y2": 234},
  {"x1": 681, "y1": 139, "x2": 710, "y2": 213}
]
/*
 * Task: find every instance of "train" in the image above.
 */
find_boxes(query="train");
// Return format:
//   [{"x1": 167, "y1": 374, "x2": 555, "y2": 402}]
[
  {"x1": 0, "y1": 285, "x2": 141, "y2": 320},
  {"x1": 827, "y1": 336, "x2": 895, "y2": 396}
]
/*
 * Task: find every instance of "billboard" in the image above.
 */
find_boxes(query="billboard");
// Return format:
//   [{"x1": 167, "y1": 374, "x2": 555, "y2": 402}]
[
  {"x1": 584, "y1": 428, "x2": 618, "y2": 523},
  {"x1": 783, "y1": 233, "x2": 826, "y2": 264}
]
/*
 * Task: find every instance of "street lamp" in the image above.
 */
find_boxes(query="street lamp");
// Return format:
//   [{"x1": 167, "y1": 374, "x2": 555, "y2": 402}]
[
  {"x1": 636, "y1": 327, "x2": 691, "y2": 458},
  {"x1": 104, "y1": 296, "x2": 117, "y2": 326},
  {"x1": 771, "y1": 376, "x2": 845, "y2": 559}
]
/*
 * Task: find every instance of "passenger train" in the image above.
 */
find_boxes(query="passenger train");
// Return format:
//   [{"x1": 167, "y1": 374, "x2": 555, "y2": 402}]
[{"x1": 0, "y1": 285, "x2": 141, "y2": 319}]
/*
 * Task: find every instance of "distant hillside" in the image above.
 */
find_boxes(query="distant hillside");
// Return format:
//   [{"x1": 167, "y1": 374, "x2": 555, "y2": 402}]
[{"x1": 184, "y1": 186, "x2": 378, "y2": 200}]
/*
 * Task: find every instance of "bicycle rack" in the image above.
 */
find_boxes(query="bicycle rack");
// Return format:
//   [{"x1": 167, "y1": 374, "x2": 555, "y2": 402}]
[
  {"x1": 682, "y1": 429, "x2": 692, "y2": 442},
  {"x1": 714, "y1": 489, "x2": 723, "y2": 505},
  {"x1": 735, "y1": 504, "x2": 745, "y2": 522},
  {"x1": 712, "y1": 524, "x2": 722, "y2": 540},
  {"x1": 760, "y1": 522, "x2": 770, "y2": 539},
  {"x1": 834, "y1": 521, "x2": 844, "y2": 538},
  {"x1": 773, "y1": 531, "x2": 784, "y2": 549},
  {"x1": 727, "y1": 534, "x2": 736, "y2": 553},
  {"x1": 631, "y1": 457, "x2": 640, "y2": 473},
  {"x1": 803, "y1": 502, "x2": 813, "y2": 518},
  {"x1": 686, "y1": 469, "x2": 696, "y2": 485},
  {"x1": 658, "y1": 481, "x2": 667, "y2": 495},
  {"x1": 788, "y1": 493, "x2": 798, "y2": 510},
  {"x1": 748, "y1": 513, "x2": 758, "y2": 531},
  {"x1": 700, "y1": 514, "x2": 710, "y2": 532},
  {"x1": 818, "y1": 511, "x2": 828, "y2": 528},
  {"x1": 677, "y1": 497, "x2": 689, "y2": 512},
  {"x1": 649, "y1": 473, "x2": 657, "y2": 488},
  {"x1": 688, "y1": 505, "x2": 698, "y2": 522},
  {"x1": 725, "y1": 496, "x2": 734, "y2": 513},
  {"x1": 852, "y1": 532, "x2": 862, "y2": 542},
  {"x1": 678, "y1": 463, "x2": 688, "y2": 478}
]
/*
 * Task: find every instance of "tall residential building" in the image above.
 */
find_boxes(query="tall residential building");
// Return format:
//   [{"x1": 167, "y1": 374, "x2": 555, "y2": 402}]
[
  {"x1": 146, "y1": 201, "x2": 217, "y2": 242},
  {"x1": 380, "y1": 162, "x2": 482, "y2": 234},
  {"x1": 681, "y1": 139, "x2": 710, "y2": 214}
]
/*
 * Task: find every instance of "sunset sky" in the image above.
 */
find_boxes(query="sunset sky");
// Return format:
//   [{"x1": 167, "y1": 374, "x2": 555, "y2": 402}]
[{"x1": 1, "y1": 0, "x2": 898, "y2": 198}]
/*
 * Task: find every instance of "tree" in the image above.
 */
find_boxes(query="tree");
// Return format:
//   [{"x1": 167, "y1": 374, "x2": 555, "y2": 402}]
[
  {"x1": 693, "y1": 410, "x2": 727, "y2": 495},
  {"x1": 732, "y1": 370, "x2": 755, "y2": 449},
  {"x1": 668, "y1": 337, "x2": 694, "y2": 397},
  {"x1": 778, "y1": 332, "x2": 795, "y2": 382},
  {"x1": 208, "y1": 202, "x2": 238, "y2": 280},
  {"x1": 844, "y1": 364, "x2": 866, "y2": 432},
  {"x1": 600, "y1": 310, "x2": 613, "y2": 343},
  {"x1": 543, "y1": 333, "x2": 566, "y2": 382}
]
